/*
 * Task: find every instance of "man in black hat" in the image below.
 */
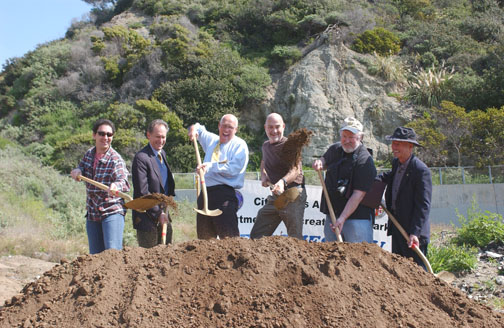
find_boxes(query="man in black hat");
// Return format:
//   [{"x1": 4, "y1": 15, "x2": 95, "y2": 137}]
[{"x1": 378, "y1": 127, "x2": 432, "y2": 270}]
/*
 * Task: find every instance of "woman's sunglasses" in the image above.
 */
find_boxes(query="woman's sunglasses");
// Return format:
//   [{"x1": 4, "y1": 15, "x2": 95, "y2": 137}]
[{"x1": 97, "y1": 131, "x2": 114, "y2": 137}]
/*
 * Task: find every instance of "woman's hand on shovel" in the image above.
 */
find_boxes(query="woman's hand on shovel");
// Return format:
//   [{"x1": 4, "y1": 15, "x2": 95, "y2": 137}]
[
  {"x1": 107, "y1": 182, "x2": 120, "y2": 197},
  {"x1": 70, "y1": 169, "x2": 82, "y2": 181}
]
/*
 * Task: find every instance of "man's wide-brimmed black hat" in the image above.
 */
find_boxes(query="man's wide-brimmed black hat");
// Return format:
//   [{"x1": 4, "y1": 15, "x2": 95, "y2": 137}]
[{"x1": 385, "y1": 127, "x2": 422, "y2": 147}]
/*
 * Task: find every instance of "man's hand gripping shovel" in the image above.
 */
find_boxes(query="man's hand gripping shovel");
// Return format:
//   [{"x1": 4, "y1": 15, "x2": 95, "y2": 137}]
[
  {"x1": 192, "y1": 138, "x2": 222, "y2": 217},
  {"x1": 262, "y1": 169, "x2": 300, "y2": 210},
  {"x1": 380, "y1": 202, "x2": 455, "y2": 283}
]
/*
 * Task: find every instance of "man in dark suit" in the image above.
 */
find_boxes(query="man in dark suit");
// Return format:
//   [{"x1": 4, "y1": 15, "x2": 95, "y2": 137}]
[
  {"x1": 132, "y1": 119, "x2": 176, "y2": 247},
  {"x1": 378, "y1": 127, "x2": 432, "y2": 270}
]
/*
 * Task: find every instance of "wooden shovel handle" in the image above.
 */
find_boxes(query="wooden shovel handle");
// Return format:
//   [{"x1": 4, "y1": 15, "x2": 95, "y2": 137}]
[
  {"x1": 380, "y1": 202, "x2": 434, "y2": 274},
  {"x1": 317, "y1": 170, "x2": 343, "y2": 242},
  {"x1": 192, "y1": 138, "x2": 210, "y2": 212},
  {"x1": 78, "y1": 175, "x2": 133, "y2": 202},
  {"x1": 161, "y1": 223, "x2": 167, "y2": 244},
  {"x1": 192, "y1": 137, "x2": 203, "y2": 166}
]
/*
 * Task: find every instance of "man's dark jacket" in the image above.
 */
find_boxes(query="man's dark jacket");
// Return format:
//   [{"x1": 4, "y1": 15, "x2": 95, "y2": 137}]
[
  {"x1": 379, "y1": 155, "x2": 432, "y2": 242},
  {"x1": 132, "y1": 144, "x2": 175, "y2": 231}
]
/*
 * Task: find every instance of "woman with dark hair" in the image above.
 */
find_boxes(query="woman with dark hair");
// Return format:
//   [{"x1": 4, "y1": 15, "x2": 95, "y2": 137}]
[{"x1": 70, "y1": 119, "x2": 130, "y2": 254}]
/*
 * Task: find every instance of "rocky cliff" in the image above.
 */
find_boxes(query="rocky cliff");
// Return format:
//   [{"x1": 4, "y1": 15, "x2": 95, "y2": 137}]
[{"x1": 243, "y1": 36, "x2": 415, "y2": 163}]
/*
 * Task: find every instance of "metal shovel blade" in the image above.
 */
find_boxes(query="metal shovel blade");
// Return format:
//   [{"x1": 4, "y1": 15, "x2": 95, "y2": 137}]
[
  {"x1": 436, "y1": 270, "x2": 456, "y2": 283},
  {"x1": 194, "y1": 208, "x2": 222, "y2": 216},
  {"x1": 124, "y1": 193, "x2": 178, "y2": 212},
  {"x1": 273, "y1": 187, "x2": 300, "y2": 209},
  {"x1": 124, "y1": 197, "x2": 163, "y2": 212}
]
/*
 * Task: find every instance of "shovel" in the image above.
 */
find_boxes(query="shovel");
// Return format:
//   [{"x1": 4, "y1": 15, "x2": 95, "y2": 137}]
[
  {"x1": 262, "y1": 169, "x2": 301, "y2": 210},
  {"x1": 192, "y1": 138, "x2": 222, "y2": 217},
  {"x1": 77, "y1": 175, "x2": 162, "y2": 212},
  {"x1": 317, "y1": 171, "x2": 343, "y2": 242},
  {"x1": 273, "y1": 187, "x2": 300, "y2": 209},
  {"x1": 161, "y1": 207, "x2": 169, "y2": 244},
  {"x1": 380, "y1": 202, "x2": 455, "y2": 283}
]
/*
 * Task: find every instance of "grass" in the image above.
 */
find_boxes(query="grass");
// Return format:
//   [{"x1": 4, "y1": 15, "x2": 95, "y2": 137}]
[
  {"x1": 428, "y1": 199, "x2": 504, "y2": 274},
  {"x1": 172, "y1": 200, "x2": 198, "y2": 243},
  {"x1": 428, "y1": 243, "x2": 478, "y2": 273},
  {"x1": 451, "y1": 199, "x2": 504, "y2": 248},
  {"x1": 490, "y1": 297, "x2": 504, "y2": 311}
]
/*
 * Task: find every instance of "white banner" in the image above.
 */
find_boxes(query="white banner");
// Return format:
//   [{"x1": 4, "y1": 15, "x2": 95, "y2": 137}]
[{"x1": 236, "y1": 180, "x2": 391, "y2": 251}]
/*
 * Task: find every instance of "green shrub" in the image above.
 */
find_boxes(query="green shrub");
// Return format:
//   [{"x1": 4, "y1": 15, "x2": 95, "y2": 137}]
[
  {"x1": 369, "y1": 51, "x2": 406, "y2": 84},
  {"x1": 352, "y1": 27, "x2": 401, "y2": 56},
  {"x1": 324, "y1": 11, "x2": 347, "y2": 26},
  {"x1": 0, "y1": 137, "x2": 14, "y2": 150},
  {"x1": 407, "y1": 62, "x2": 454, "y2": 107},
  {"x1": 91, "y1": 35, "x2": 106, "y2": 54},
  {"x1": 271, "y1": 45, "x2": 302, "y2": 67},
  {"x1": 102, "y1": 55, "x2": 122, "y2": 83},
  {"x1": 451, "y1": 200, "x2": 504, "y2": 248},
  {"x1": 168, "y1": 144, "x2": 197, "y2": 173},
  {"x1": 173, "y1": 172, "x2": 196, "y2": 189},
  {"x1": 428, "y1": 243, "x2": 478, "y2": 273}
]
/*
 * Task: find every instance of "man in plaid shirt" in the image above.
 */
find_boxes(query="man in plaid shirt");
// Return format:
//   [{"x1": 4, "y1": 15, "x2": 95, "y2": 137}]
[{"x1": 71, "y1": 119, "x2": 130, "y2": 254}]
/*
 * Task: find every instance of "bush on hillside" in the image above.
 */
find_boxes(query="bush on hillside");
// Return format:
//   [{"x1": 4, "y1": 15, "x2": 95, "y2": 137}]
[
  {"x1": 270, "y1": 45, "x2": 302, "y2": 67},
  {"x1": 352, "y1": 27, "x2": 401, "y2": 56}
]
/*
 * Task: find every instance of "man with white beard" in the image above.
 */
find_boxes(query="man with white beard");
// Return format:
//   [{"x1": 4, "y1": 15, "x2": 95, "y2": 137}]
[{"x1": 312, "y1": 117, "x2": 377, "y2": 243}]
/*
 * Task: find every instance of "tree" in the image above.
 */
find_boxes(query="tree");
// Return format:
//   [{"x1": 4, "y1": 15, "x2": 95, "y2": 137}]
[
  {"x1": 82, "y1": 0, "x2": 116, "y2": 10},
  {"x1": 407, "y1": 101, "x2": 471, "y2": 166},
  {"x1": 467, "y1": 106, "x2": 504, "y2": 166},
  {"x1": 431, "y1": 101, "x2": 471, "y2": 167}
]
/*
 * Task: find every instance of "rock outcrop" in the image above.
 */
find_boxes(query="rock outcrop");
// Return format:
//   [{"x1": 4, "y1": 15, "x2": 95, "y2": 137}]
[{"x1": 243, "y1": 38, "x2": 414, "y2": 162}]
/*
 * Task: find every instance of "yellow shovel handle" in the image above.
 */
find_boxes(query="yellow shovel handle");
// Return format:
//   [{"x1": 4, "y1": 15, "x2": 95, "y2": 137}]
[{"x1": 78, "y1": 175, "x2": 133, "y2": 202}]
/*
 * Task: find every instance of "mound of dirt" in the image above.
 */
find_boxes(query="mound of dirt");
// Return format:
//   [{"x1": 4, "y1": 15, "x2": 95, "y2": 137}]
[{"x1": 1, "y1": 237, "x2": 502, "y2": 327}]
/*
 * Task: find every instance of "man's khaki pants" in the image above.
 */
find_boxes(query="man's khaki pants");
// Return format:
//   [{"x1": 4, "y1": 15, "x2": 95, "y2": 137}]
[{"x1": 250, "y1": 187, "x2": 307, "y2": 240}]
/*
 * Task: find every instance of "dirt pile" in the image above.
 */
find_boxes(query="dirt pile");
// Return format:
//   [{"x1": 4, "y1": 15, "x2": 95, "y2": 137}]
[{"x1": 1, "y1": 237, "x2": 502, "y2": 327}]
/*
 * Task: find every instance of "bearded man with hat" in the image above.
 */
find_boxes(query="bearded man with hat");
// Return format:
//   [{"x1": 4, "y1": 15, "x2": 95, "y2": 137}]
[
  {"x1": 378, "y1": 127, "x2": 432, "y2": 270},
  {"x1": 312, "y1": 117, "x2": 377, "y2": 243}
]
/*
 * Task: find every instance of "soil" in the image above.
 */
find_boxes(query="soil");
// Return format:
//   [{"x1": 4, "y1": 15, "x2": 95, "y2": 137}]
[
  {"x1": 0, "y1": 256, "x2": 57, "y2": 309},
  {"x1": 0, "y1": 237, "x2": 503, "y2": 327}
]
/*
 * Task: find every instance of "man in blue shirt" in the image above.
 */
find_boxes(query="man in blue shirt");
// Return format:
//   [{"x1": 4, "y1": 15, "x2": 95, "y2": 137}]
[{"x1": 188, "y1": 114, "x2": 249, "y2": 239}]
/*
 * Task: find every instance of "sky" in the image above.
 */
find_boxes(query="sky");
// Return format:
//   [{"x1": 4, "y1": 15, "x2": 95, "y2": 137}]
[{"x1": 0, "y1": 0, "x2": 92, "y2": 70}]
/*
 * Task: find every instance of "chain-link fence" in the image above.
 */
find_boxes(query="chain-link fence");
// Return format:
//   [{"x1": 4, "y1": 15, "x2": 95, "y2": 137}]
[{"x1": 173, "y1": 166, "x2": 504, "y2": 188}]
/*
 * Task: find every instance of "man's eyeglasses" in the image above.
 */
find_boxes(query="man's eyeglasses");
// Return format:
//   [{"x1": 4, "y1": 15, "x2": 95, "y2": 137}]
[{"x1": 97, "y1": 131, "x2": 114, "y2": 137}]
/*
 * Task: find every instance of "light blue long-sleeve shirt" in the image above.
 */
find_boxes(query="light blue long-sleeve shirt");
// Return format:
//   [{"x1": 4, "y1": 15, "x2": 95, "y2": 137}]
[{"x1": 195, "y1": 123, "x2": 249, "y2": 189}]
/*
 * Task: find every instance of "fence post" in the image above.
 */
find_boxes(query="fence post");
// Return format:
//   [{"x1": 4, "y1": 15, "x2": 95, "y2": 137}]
[
  {"x1": 439, "y1": 168, "x2": 443, "y2": 185},
  {"x1": 489, "y1": 166, "x2": 493, "y2": 184},
  {"x1": 461, "y1": 167, "x2": 465, "y2": 184}
]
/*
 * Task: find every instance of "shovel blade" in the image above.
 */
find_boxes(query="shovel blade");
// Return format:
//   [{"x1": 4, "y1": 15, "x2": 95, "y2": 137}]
[
  {"x1": 436, "y1": 271, "x2": 456, "y2": 283},
  {"x1": 273, "y1": 187, "x2": 300, "y2": 209},
  {"x1": 194, "y1": 208, "x2": 223, "y2": 217},
  {"x1": 124, "y1": 198, "x2": 162, "y2": 212}
]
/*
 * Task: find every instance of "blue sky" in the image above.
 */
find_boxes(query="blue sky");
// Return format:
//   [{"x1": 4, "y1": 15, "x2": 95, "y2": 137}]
[{"x1": 0, "y1": 0, "x2": 92, "y2": 70}]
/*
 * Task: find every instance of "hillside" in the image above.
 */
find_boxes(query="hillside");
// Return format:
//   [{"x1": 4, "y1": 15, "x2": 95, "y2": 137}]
[{"x1": 1, "y1": 0, "x2": 504, "y2": 170}]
